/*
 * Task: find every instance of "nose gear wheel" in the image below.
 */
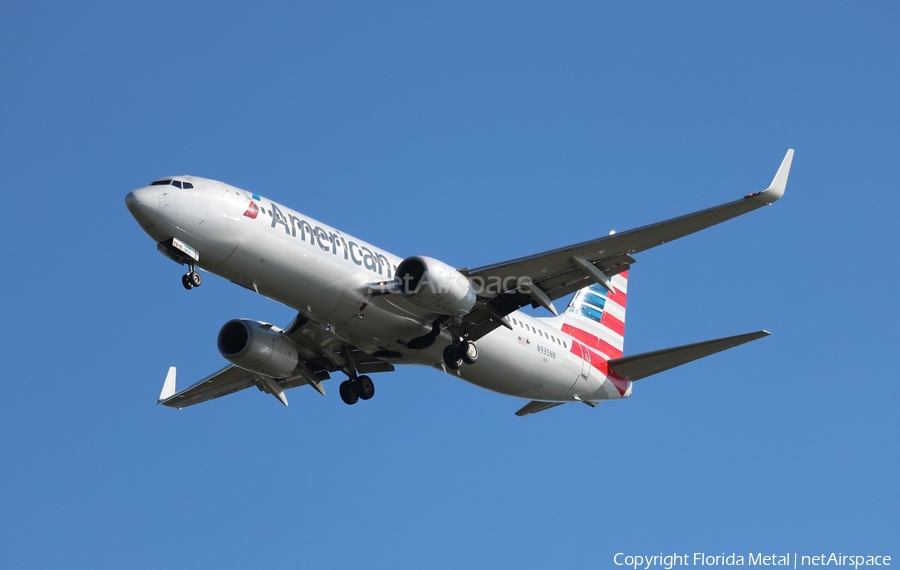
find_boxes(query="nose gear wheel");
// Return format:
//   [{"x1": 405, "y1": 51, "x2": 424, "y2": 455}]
[{"x1": 181, "y1": 262, "x2": 202, "y2": 290}]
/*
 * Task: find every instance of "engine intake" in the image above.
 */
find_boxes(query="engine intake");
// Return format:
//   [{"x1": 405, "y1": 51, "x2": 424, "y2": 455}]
[
  {"x1": 394, "y1": 256, "x2": 476, "y2": 317},
  {"x1": 217, "y1": 319, "x2": 299, "y2": 378}
]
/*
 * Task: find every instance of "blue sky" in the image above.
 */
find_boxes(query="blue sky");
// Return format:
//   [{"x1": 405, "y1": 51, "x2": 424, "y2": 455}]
[{"x1": 1, "y1": 1, "x2": 897, "y2": 568}]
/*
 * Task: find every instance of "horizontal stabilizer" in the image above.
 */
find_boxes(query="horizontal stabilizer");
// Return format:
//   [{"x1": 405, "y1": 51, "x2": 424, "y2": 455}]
[
  {"x1": 515, "y1": 400, "x2": 564, "y2": 417},
  {"x1": 607, "y1": 331, "x2": 770, "y2": 382}
]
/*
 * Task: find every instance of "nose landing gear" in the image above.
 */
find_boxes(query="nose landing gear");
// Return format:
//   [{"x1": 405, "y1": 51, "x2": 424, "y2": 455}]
[
  {"x1": 181, "y1": 264, "x2": 202, "y2": 290},
  {"x1": 156, "y1": 238, "x2": 203, "y2": 291}
]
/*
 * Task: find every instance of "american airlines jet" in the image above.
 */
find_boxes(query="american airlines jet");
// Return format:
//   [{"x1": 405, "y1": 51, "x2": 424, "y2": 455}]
[{"x1": 125, "y1": 150, "x2": 792, "y2": 416}]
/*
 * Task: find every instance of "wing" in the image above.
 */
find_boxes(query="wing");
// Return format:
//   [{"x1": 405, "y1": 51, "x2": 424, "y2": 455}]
[
  {"x1": 461, "y1": 150, "x2": 793, "y2": 340},
  {"x1": 156, "y1": 361, "x2": 337, "y2": 409},
  {"x1": 157, "y1": 365, "x2": 258, "y2": 409},
  {"x1": 156, "y1": 314, "x2": 395, "y2": 409}
]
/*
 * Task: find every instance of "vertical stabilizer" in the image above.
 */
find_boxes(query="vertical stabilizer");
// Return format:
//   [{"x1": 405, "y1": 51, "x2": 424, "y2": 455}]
[{"x1": 561, "y1": 271, "x2": 628, "y2": 359}]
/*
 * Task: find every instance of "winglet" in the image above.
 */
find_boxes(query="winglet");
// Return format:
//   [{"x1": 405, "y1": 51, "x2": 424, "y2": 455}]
[
  {"x1": 751, "y1": 149, "x2": 793, "y2": 204},
  {"x1": 158, "y1": 367, "x2": 177, "y2": 403}
]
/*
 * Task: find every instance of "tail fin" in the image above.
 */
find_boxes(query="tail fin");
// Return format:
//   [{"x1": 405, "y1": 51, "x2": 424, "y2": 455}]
[{"x1": 561, "y1": 271, "x2": 628, "y2": 359}]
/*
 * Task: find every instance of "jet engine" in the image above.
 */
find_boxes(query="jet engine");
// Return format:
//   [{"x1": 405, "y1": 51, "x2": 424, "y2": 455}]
[
  {"x1": 394, "y1": 256, "x2": 476, "y2": 317},
  {"x1": 217, "y1": 319, "x2": 299, "y2": 378}
]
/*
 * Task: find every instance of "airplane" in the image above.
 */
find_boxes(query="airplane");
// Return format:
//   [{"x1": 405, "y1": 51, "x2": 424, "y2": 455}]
[{"x1": 125, "y1": 150, "x2": 793, "y2": 416}]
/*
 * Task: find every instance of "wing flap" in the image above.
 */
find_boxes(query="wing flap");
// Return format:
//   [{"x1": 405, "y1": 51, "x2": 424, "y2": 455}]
[{"x1": 607, "y1": 330, "x2": 770, "y2": 382}]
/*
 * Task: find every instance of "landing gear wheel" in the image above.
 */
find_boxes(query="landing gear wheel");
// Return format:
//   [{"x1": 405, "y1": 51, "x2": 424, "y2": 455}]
[
  {"x1": 339, "y1": 380, "x2": 359, "y2": 405},
  {"x1": 189, "y1": 271, "x2": 202, "y2": 287},
  {"x1": 443, "y1": 345, "x2": 463, "y2": 370},
  {"x1": 181, "y1": 274, "x2": 194, "y2": 290},
  {"x1": 461, "y1": 341, "x2": 478, "y2": 365},
  {"x1": 354, "y1": 375, "x2": 375, "y2": 400}
]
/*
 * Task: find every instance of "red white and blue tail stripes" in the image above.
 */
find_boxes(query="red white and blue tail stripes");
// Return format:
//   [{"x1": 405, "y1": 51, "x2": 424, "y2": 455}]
[
  {"x1": 562, "y1": 272, "x2": 630, "y2": 395},
  {"x1": 562, "y1": 272, "x2": 628, "y2": 358}
]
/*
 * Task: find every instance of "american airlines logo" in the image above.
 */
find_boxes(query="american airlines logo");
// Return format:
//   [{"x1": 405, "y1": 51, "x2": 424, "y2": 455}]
[
  {"x1": 260, "y1": 199, "x2": 544, "y2": 297},
  {"x1": 243, "y1": 201, "x2": 259, "y2": 219},
  {"x1": 263, "y1": 201, "x2": 397, "y2": 278}
]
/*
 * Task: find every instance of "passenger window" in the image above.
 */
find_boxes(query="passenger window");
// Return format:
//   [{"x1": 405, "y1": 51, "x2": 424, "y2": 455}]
[{"x1": 183, "y1": 182, "x2": 193, "y2": 189}]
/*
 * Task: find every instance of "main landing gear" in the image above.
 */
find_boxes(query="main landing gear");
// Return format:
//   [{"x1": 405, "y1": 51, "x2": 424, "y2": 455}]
[
  {"x1": 442, "y1": 338, "x2": 478, "y2": 370},
  {"x1": 336, "y1": 345, "x2": 376, "y2": 406},
  {"x1": 181, "y1": 263, "x2": 202, "y2": 290},
  {"x1": 339, "y1": 375, "x2": 375, "y2": 406}
]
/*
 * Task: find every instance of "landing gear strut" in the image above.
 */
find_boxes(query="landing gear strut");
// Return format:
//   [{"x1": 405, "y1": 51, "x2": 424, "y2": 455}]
[
  {"x1": 336, "y1": 346, "x2": 377, "y2": 406},
  {"x1": 181, "y1": 263, "x2": 202, "y2": 290}
]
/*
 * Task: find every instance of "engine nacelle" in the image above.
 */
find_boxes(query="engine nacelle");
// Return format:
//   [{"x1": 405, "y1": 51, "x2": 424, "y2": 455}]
[
  {"x1": 394, "y1": 256, "x2": 476, "y2": 317},
  {"x1": 217, "y1": 319, "x2": 299, "y2": 378}
]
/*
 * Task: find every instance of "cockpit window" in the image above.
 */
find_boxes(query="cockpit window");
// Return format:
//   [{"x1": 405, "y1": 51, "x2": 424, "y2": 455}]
[{"x1": 149, "y1": 179, "x2": 194, "y2": 188}]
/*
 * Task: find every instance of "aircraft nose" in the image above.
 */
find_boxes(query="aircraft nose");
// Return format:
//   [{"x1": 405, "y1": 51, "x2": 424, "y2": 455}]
[{"x1": 125, "y1": 187, "x2": 160, "y2": 225}]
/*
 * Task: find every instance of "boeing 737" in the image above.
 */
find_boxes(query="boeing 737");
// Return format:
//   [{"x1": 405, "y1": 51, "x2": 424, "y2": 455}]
[{"x1": 125, "y1": 150, "x2": 792, "y2": 416}]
